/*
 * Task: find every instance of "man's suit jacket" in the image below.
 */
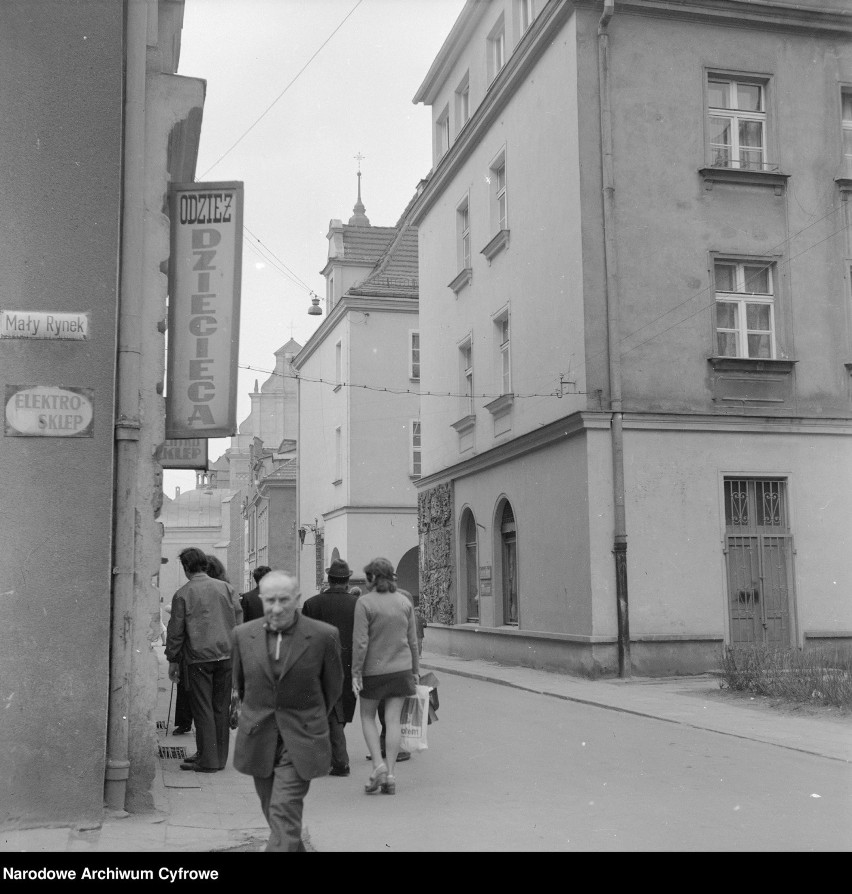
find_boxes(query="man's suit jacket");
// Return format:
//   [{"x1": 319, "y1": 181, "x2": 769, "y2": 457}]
[
  {"x1": 231, "y1": 613, "x2": 343, "y2": 781},
  {"x1": 239, "y1": 586, "x2": 264, "y2": 622},
  {"x1": 301, "y1": 585, "x2": 359, "y2": 722}
]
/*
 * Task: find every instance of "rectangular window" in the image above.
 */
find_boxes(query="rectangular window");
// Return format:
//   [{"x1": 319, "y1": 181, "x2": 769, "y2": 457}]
[
  {"x1": 519, "y1": 0, "x2": 534, "y2": 34},
  {"x1": 409, "y1": 330, "x2": 420, "y2": 380},
  {"x1": 410, "y1": 419, "x2": 422, "y2": 477},
  {"x1": 335, "y1": 340, "x2": 342, "y2": 386},
  {"x1": 436, "y1": 107, "x2": 450, "y2": 159},
  {"x1": 843, "y1": 90, "x2": 852, "y2": 163},
  {"x1": 708, "y1": 76, "x2": 767, "y2": 170},
  {"x1": 714, "y1": 260, "x2": 776, "y2": 359},
  {"x1": 457, "y1": 198, "x2": 471, "y2": 270},
  {"x1": 460, "y1": 340, "x2": 474, "y2": 416},
  {"x1": 490, "y1": 153, "x2": 507, "y2": 232},
  {"x1": 499, "y1": 316, "x2": 511, "y2": 394},
  {"x1": 456, "y1": 74, "x2": 470, "y2": 130},
  {"x1": 488, "y1": 16, "x2": 505, "y2": 83},
  {"x1": 334, "y1": 426, "x2": 342, "y2": 483}
]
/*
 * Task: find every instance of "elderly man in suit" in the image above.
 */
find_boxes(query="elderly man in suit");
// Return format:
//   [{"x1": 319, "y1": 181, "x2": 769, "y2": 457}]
[
  {"x1": 301, "y1": 557, "x2": 360, "y2": 777},
  {"x1": 232, "y1": 569, "x2": 343, "y2": 852}
]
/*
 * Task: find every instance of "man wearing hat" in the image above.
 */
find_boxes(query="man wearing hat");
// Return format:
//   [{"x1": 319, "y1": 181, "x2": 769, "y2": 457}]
[{"x1": 301, "y1": 558, "x2": 360, "y2": 776}]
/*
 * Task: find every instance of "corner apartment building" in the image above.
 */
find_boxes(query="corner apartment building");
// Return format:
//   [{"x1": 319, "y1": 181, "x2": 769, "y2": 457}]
[
  {"x1": 411, "y1": 0, "x2": 852, "y2": 676},
  {"x1": 295, "y1": 183, "x2": 422, "y2": 594},
  {"x1": 0, "y1": 0, "x2": 205, "y2": 827}
]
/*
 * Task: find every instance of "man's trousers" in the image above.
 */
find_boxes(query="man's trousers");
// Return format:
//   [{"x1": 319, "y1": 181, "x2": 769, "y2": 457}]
[
  {"x1": 187, "y1": 658, "x2": 232, "y2": 771},
  {"x1": 253, "y1": 744, "x2": 310, "y2": 852}
]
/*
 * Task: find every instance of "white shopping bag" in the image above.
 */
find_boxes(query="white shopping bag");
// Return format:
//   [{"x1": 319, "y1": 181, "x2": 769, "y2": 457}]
[{"x1": 399, "y1": 684, "x2": 431, "y2": 752}]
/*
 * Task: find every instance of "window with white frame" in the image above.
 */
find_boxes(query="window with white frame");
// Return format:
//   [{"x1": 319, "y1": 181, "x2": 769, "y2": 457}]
[
  {"x1": 707, "y1": 75, "x2": 768, "y2": 170},
  {"x1": 334, "y1": 426, "x2": 342, "y2": 483},
  {"x1": 456, "y1": 73, "x2": 470, "y2": 130},
  {"x1": 843, "y1": 89, "x2": 852, "y2": 164},
  {"x1": 518, "y1": 0, "x2": 534, "y2": 34},
  {"x1": 410, "y1": 419, "x2": 422, "y2": 478},
  {"x1": 490, "y1": 152, "x2": 507, "y2": 232},
  {"x1": 326, "y1": 273, "x2": 334, "y2": 313},
  {"x1": 436, "y1": 106, "x2": 450, "y2": 159},
  {"x1": 714, "y1": 260, "x2": 776, "y2": 359},
  {"x1": 488, "y1": 16, "x2": 505, "y2": 83},
  {"x1": 409, "y1": 330, "x2": 420, "y2": 380},
  {"x1": 460, "y1": 340, "x2": 474, "y2": 416},
  {"x1": 494, "y1": 309, "x2": 511, "y2": 394},
  {"x1": 457, "y1": 197, "x2": 471, "y2": 271},
  {"x1": 335, "y1": 339, "x2": 342, "y2": 387}
]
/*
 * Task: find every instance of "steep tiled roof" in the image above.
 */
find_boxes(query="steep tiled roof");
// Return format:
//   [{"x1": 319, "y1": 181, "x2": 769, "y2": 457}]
[
  {"x1": 349, "y1": 224, "x2": 418, "y2": 299},
  {"x1": 340, "y1": 225, "x2": 397, "y2": 263}
]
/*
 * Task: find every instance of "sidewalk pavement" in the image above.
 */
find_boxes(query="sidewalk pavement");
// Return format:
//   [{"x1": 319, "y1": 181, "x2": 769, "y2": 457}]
[{"x1": 1, "y1": 646, "x2": 848, "y2": 853}]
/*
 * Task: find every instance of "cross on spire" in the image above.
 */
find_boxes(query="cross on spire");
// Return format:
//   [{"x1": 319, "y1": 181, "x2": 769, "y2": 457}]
[{"x1": 354, "y1": 151, "x2": 365, "y2": 173}]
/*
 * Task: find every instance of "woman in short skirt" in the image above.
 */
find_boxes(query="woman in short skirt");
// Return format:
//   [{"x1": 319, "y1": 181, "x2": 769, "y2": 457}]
[{"x1": 351, "y1": 557, "x2": 420, "y2": 795}]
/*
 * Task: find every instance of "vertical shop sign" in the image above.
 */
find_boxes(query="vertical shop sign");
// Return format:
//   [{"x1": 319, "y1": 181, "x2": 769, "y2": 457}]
[{"x1": 166, "y1": 181, "x2": 243, "y2": 438}]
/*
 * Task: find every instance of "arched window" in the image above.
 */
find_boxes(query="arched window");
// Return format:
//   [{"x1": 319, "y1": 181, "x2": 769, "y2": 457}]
[
  {"x1": 461, "y1": 509, "x2": 479, "y2": 622},
  {"x1": 500, "y1": 501, "x2": 518, "y2": 626}
]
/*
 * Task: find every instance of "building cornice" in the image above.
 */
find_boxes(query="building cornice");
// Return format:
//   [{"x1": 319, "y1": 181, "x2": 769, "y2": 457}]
[
  {"x1": 293, "y1": 296, "x2": 419, "y2": 369},
  {"x1": 417, "y1": 411, "x2": 610, "y2": 489},
  {"x1": 417, "y1": 409, "x2": 852, "y2": 489},
  {"x1": 322, "y1": 504, "x2": 418, "y2": 520}
]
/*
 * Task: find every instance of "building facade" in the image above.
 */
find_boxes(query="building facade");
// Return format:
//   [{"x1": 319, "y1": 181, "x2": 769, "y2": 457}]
[
  {"x1": 412, "y1": 0, "x2": 852, "y2": 676},
  {"x1": 295, "y1": 181, "x2": 422, "y2": 595},
  {"x1": 0, "y1": 0, "x2": 206, "y2": 827}
]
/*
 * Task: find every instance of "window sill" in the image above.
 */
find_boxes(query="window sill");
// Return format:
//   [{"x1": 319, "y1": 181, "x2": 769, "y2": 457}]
[
  {"x1": 836, "y1": 176, "x2": 852, "y2": 197},
  {"x1": 484, "y1": 392, "x2": 514, "y2": 417},
  {"x1": 409, "y1": 473, "x2": 421, "y2": 481},
  {"x1": 450, "y1": 414, "x2": 476, "y2": 435},
  {"x1": 448, "y1": 267, "x2": 472, "y2": 294},
  {"x1": 707, "y1": 357, "x2": 796, "y2": 374},
  {"x1": 409, "y1": 376, "x2": 420, "y2": 384},
  {"x1": 480, "y1": 229, "x2": 509, "y2": 264},
  {"x1": 699, "y1": 166, "x2": 789, "y2": 195}
]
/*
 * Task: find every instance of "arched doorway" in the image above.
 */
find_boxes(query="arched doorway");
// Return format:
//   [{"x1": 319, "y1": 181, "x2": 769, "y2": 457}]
[
  {"x1": 499, "y1": 500, "x2": 518, "y2": 626},
  {"x1": 460, "y1": 508, "x2": 479, "y2": 622},
  {"x1": 395, "y1": 546, "x2": 420, "y2": 605}
]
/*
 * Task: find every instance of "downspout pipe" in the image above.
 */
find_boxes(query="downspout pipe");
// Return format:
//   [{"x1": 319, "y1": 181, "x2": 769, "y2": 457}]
[
  {"x1": 598, "y1": 0, "x2": 631, "y2": 677},
  {"x1": 105, "y1": 0, "x2": 148, "y2": 810}
]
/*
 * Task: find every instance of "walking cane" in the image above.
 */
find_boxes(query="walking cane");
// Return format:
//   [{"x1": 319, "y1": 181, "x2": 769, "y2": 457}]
[{"x1": 165, "y1": 680, "x2": 175, "y2": 736}]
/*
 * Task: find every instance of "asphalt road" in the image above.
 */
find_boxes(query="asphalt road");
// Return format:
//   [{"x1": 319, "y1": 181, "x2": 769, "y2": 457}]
[{"x1": 302, "y1": 672, "x2": 852, "y2": 851}]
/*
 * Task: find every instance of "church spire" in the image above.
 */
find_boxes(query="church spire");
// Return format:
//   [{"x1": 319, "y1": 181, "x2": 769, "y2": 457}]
[{"x1": 348, "y1": 152, "x2": 370, "y2": 227}]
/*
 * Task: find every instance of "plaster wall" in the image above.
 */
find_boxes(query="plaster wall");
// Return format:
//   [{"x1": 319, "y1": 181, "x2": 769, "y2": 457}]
[
  {"x1": 418, "y1": 17, "x2": 586, "y2": 478},
  {"x1": 451, "y1": 430, "x2": 595, "y2": 635},
  {"x1": 622, "y1": 425, "x2": 852, "y2": 643},
  {"x1": 592, "y1": 11, "x2": 852, "y2": 414},
  {"x1": 0, "y1": 0, "x2": 123, "y2": 828}
]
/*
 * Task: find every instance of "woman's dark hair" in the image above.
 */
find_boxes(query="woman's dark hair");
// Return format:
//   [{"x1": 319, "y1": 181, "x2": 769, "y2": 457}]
[
  {"x1": 179, "y1": 547, "x2": 208, "y2": 575},
  {"x1": 206, "y1": 555, "x2": 229, "y2": 582},
  {"x1": 363, "y1": 557, "x2": 396, "y2": 593}
]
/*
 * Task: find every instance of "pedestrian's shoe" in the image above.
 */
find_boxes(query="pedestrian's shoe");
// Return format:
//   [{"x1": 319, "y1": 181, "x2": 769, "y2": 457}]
[
  {"x1": 396, "y1": 750, "x2": 411, "y2": 763},
  {"x1": 172, "y1": 726, "x2": 191, "y2": 735},
  {"x1": 183, "y1": 753, "x2": 199, "y2": 763},
  {"x1": 381, "y1": 774, "x2": 396, "y2": 795},
  {"x1": 364, "y1": 763, "x2": 388, "y2": 794},
  {"x1": 180, "y1": 762, "x2": 217, "y2": 772},
  {"x1": 329, "y1": 765, "x2": 350, "y2": 777}
]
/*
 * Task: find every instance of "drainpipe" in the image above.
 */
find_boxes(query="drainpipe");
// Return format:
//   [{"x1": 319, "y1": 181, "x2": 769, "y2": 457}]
[
  {"x1": 598, "y1": 0, "x2": 631, "y2": 677},
  {"x1": 105, "y1": 0, "x2": 148, "y2": 810}
]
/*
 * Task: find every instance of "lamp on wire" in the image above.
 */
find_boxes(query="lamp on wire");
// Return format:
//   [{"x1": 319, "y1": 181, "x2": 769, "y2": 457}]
[{"x1": 308, "y1": 292, "x2": 322, "y2": 316}]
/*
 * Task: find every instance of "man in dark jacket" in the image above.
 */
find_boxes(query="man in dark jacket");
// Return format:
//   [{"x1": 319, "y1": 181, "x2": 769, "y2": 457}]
[
  {"x1": 239, "y1": 565, "x2": 271, "y2": 622},
  {"x1": 301, "y1": 558, "x2": 359, "y2": 776},
  {"x1": 166, "y1": 547, "x2": 243, "y2": 773},
  {"x1": 232, "y1": 570, "x2": 342, "y2": 851}
]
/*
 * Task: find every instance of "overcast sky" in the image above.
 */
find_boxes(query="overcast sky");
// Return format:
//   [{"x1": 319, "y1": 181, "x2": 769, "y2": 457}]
[{"x1": 164, "y1": 0, "x2": 465, "y2": 495}]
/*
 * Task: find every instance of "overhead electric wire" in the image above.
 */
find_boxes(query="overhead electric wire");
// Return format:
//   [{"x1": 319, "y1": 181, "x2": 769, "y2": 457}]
[{"x1": 198, "y1": 0, "x2": 365, "y2": 179}]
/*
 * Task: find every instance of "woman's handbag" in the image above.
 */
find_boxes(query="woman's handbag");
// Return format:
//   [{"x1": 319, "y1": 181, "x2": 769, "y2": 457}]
[{"x1": 399, "y1": 684, "x2": 431, "y2": 752}]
